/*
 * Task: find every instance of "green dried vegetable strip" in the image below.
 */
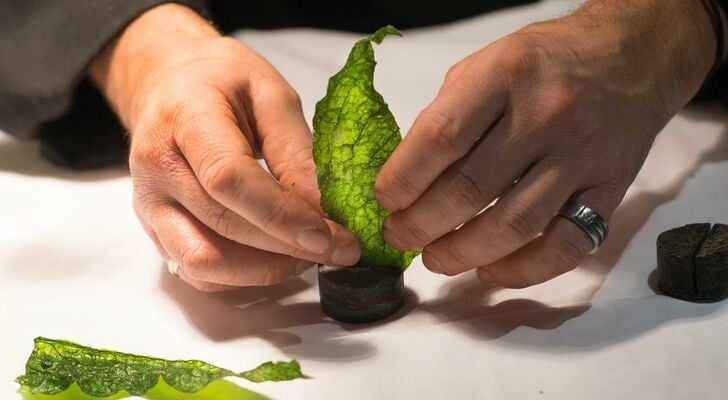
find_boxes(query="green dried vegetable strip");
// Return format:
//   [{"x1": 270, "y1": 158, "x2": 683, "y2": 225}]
[
  {"x1": 19, "y1": 379, "x2": 271, "y2": 400},
  {"x1": 313, "y1": 25, "x2": 420, "y2": 270},
  {"x1": 238, "y1": 361, "x2": 303, "y2": 383},
  {"x1": 17, "y1": 337, "x2": 304, "y2": 397}
]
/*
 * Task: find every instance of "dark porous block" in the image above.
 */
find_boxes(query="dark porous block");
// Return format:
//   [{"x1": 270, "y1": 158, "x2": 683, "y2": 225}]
[
  {"x1": 657, "y1": 223, "x2": 728, "y2": 303},
  {"x1": 657, "y1": 224, "x2": 711, "y2": 301},
  {"x1": 695, "y1": 224, "x2": 728, "y2": 302},
  {"x1": 318, "y1": 264, "x2": 404, "y2": 324}
]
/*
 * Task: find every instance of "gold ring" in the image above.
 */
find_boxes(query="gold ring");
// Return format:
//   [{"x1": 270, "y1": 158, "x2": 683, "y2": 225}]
[{"x1": 167, "y1": 259, "x2": 180, "y2": 276}]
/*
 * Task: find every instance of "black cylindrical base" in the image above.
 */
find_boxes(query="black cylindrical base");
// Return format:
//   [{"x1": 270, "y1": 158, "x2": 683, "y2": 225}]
[{"x1": 318, "y1": 264, "x2": 404, "y2": 324}]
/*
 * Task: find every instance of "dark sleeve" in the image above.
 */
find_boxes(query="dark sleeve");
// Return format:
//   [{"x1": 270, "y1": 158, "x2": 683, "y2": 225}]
[
  {"x1": 0, "y1": 0, "x2": 208, "y2": 139},
  {"x1": 695, "y1": 0, "x2": 728, "y2": 104},
  {"x1": 696, "y1": 67, "x2": 728, "y2": 103}
]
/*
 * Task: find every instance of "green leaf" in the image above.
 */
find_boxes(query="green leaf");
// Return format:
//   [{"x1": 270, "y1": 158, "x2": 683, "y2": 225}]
[
  {"x1": 19, "y1": 379, "x2": 270, "y2": 400},
  {"x1": 312, "y1": 25, "x2": 420, "y2": 270},
  {"x1": 238, "y1": 361, "x2": 303, "y2": 383},
  {"x1": 16, "y1": 337, "x2": 304, "y2": 397}
]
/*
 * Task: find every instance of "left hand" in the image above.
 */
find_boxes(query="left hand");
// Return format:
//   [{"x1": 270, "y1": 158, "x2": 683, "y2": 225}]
[{"x1": 375, "y1": 0, "x2": 716, "y2": 288}]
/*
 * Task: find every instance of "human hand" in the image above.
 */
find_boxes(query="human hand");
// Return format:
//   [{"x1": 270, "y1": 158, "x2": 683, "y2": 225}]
[
  {"x1": 376, "y1": 0, "x2": 717, "y2": 288},
  {"x1": 90, "y1": 4, "x2": 360, "y2": 291}
]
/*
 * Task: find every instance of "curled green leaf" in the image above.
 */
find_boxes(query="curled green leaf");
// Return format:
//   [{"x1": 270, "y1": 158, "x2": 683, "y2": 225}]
[
  {"x1": 313, "y1": 25, "x2": 420, "y2": 270},
  {"x1": 17, "y1": 337, "x2": 304, "y2": 397}
]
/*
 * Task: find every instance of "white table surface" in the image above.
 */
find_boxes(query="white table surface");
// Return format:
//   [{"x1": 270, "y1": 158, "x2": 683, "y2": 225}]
[{"x1": 2, "y1": 1, "x2": 728, "y2": 399}]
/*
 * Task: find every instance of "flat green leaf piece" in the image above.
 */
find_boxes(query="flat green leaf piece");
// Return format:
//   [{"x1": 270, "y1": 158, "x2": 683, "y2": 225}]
[
  {"x1": 238, "y1": 361, "x2": 303, "y2": 383},
  {"x1": 19, "y1": 379, "x2": 270, "y2": 400},
  {"x1": 313, "y1": 25, "x2": 420, "y2": 270},
  {"x1": 16, "y1": 337, "x2": 304, "y2": 397}
]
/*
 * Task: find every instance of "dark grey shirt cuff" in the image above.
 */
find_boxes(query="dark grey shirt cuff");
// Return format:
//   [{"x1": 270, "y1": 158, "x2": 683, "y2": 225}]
[{"x1": 0, "y1": 0, "x2": 208, "y2": 137}]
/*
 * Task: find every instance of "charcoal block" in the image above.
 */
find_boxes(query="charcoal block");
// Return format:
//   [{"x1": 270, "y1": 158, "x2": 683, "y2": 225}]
[
  {"x1": 318, "y1": 264, "x2": 404, "y2": 324},
  {"x1": 657, "y1": 223, "x2": 728, "y2": 302},
  {"x1": 695, "y1": 224, "x2": 728, "y2": 301},
  {"x1": 656, "y1": 224, "x2": 711, "y2": 301}
]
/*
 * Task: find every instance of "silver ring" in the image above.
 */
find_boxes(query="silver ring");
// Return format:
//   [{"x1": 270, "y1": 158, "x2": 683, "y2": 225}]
[{"x1": 558, "y1": 203, "x2": 609, "y2": 254}]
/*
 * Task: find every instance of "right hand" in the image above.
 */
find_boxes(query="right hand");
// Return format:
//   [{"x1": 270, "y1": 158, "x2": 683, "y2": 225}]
[{"x1": 90, "y1": 4, "x2": 361, "y2": 291}]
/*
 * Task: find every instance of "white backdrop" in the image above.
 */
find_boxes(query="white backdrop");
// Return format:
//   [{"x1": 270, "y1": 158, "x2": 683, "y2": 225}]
[{"x1": 2, "y1": 1, "x2": 728, "y2": 399}]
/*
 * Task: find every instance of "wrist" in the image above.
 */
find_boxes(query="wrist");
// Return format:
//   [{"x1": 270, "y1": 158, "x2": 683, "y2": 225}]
[
  {"x1": 89, "y1": 3, "x2": 219, "y2": 129},
  {"x1": 546, "y1": 0, "x2": 716, "y2": 113}
]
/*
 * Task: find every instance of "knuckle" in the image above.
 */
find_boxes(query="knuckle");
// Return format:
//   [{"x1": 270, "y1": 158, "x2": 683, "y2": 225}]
[
  {"x1": 210, "y1": 36, "x2": 244, "y2": 54},
  {"x1": 255, "y1": 196, "x2": 289, "y2": 232},
  {"x1": 586, "y1": 180, "x2": 624, "y2": 209},
  {"x1": 379, "y1": 168, "x2": 419, "y2": 200},
  {"x1": 180, "y1": 243, "x2": 216, "y2": 280},
  {"x1": 278, "y1": 85, "x2": 302, "y2": 107},
  {"x1": 272, "y1": 146, "x2": 313, "y2": 186},
  {"x1": 494, "y1": 36, "x2": 542, "y2": 83},
  {"x1": 209, "y1": 207, "x2": 238, "y2": 238},
  {"x1": 201, "y1": 158, "x2": 238, "y2": 200},
  {"x1": 445, "y1": 170, "x2": 486, "y2": 213},
  {"x1": 129, "y1": 139, "x2": 183, "y2": 179},
  {"x1": 433, "y1": 243, "x2": 473, "y2": 273},
  {"x1": 128, "y1": 139, "x2": 158, "y2": 172},
  {"x1": 156, "y1": 98, "x2": 188, "y2": 131},
  {"x1": 544, "y1": 86, "x2": 580, "y2": 122},
  {"x1": 421, "y1": 110, "x2": 467, "y2": 157},
  {"x1": 444, "y1": 61, "x2": 467, "y2": 83},
  {"x1": 497, "y1": 200, "x2": 541, "y2": 242},
  {"x1": 393, "y1": 217, "x2": 431, "y2": 248}
]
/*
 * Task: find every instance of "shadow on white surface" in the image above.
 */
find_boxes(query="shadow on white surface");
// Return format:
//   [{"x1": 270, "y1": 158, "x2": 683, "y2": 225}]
[
  {"x1": 160, "y1": 267, "x2": 419, "y2": 361},
  {"x1": 0, "y1": 137, "x2": 127, "y2": 181},
  {"x1": 160, "y1": 269, "x2": 320, "y2": 346},
  {"x1": 418, "y1": 103, "x2": 728, "y2": 350},
  {"x1": 157, "y1": 103, "x2": 728, "y2": 357}
]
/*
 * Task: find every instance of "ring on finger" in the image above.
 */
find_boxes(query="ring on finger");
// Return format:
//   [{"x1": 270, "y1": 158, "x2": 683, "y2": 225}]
[
  {"x1": 557, "y1": 202, "x2": 609, "y2": 254},
  {"x1": 167, "y1": 259, "x2": 180, "y2": 276}
]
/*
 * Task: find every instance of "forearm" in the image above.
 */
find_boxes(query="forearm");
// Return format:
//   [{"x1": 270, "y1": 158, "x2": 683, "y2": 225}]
[{"x1": 89, "y1": 3, "x2": 219, "y2": 130}]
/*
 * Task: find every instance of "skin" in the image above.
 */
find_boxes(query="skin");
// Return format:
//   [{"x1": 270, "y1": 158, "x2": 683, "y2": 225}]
[
  {"x1": 376, "y1": 0, "x2": 722, "y2": 288},
  {"x1": 91, "y1": 0, "x2": 722, "y2": 291},
  {"x1": 90, "y1": 5, "x2": 361, "y2": 292}
]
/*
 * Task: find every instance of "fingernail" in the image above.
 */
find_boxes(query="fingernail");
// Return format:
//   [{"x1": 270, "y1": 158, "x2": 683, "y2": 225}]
[
  {"x1": 376, "y1": 190, "x2": 399, "y2": 211},
  {"x1": 330, "y1": 242, "x2": 361, "y2": 266},
  {"x1": 297, "y1": 229, "x2": 330, "y2": 254}
]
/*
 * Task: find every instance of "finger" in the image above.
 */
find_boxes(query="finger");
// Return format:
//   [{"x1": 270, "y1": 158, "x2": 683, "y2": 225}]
[
  {"x1": 133, "y1": 196, "x2": 172, "y2": 260},
  {"x1": 153, "y1": 202, "x2": 313, "y2": 287},
  {"x1": 382, "y1": 115, "x2": 540, "y2": 250},
  {"x1": 247, "y1": 84, "x2": 362, "y2": 258},
  {"x1": 163, "y1": 157, "x2": 361, "y2": 266},
  {"x1": 422, "y1": 159, "x2": 580, "y2": 276},
  {"x1": 142, "y1": 221, "x2": 170, "y2": 261},
  {"x1": 375, "y1": 57, "x2": 508, "y2": 211},
  {"x1": 250, "y1": 83, "x2": 322, "y2": 210},
  {"x1": 176, "y1": 267, "x2": 246, "y2": 293},
  {"x1": 476, "y1": 187, "x2": 619, "y2": 288},
  {"x1": 175, "y1": 108, "x2": 340, "y2": 256}
]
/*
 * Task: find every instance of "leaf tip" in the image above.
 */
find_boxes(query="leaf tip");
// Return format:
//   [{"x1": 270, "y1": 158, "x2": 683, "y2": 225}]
[{"x1": 368, "y1": 25, "x2": 402, "y2": 45}]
